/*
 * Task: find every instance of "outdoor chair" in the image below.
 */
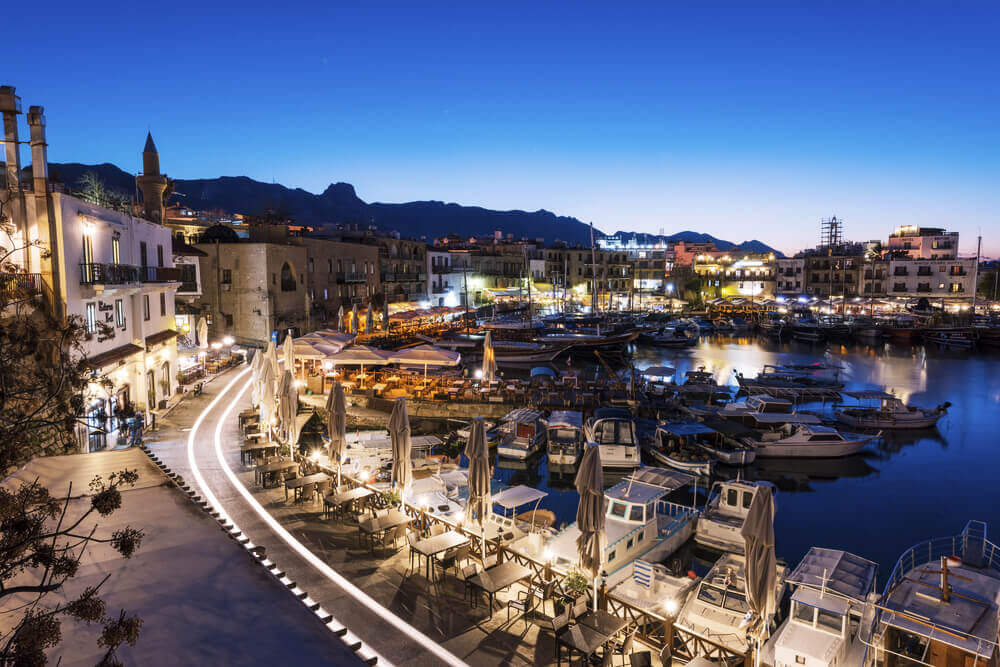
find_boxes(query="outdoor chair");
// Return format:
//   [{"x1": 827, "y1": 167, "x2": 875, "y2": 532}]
[
  {"x1": 507, "y1": 584, "x2": 539, "y2": 630},
  {"x1": 315, "y1": 479, "x2": 331, "y2": 498},
  {"x1": 534, "y1": 606, "x2": 570, "y2": 643},
  {"x1": 296, "y1": 482, "x2": 316, "y2": 503},
  {"x1": 381, "y1": 524, "x2": 406, "y2": 554},
  {"x1": 430, "y1": 523, "x2": 446, "y2": 537},
  {"x1": 435, "y1": 543, "x2": 470, "y2": 579},
  {"x1": 522, "y1": 578, "x2": 557, "y2": 618},
  {"x1": 571, "y1": 596, "x2": 589, "y2": 621},
  {"x1": 457, "y1": 563, "x2": 479, "y2": 603},
  {"x1": 607, "y1": 629, "x2": 640, "y2": 666},
  {"x1": 406, "y1": 531, "x2": 421, "y2": 572}
]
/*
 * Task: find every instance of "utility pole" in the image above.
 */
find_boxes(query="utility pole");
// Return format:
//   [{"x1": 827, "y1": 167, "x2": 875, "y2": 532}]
[{"x1": 461, "y1": 262, "x2": 470, "y2": 334}]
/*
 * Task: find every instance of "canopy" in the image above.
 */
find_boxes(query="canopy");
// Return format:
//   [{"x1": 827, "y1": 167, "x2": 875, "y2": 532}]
[
  {"x1": 307, "y1": 330, "x2": 356, "y2": 348},
  {"x1": 787, "y1": 547, "x2": 877, "y2": 602},
  {"x1": 388, "y1": 398, "x2": 412, "y2": 495},
  {"x1": 386, "y1": 345, "x2": 461, "y2": 367},
  {"x1": 327, "y1": 346, "x2": 390, "y2": 366},
  {"x1": 493, "y1": 485, "x2": 548, "y2": 509},
  {"x1": 530, "y1": 366, "x2": 556, "y2": 378},
  {"x1": 264, "y1": 340, "x2": 280, "y2": 389},
  {"x1": 291, "y1": 339, "x2": 341, "y2": 360},
  {"x1": 741, "y1": 486, "x2": 777, "y2": 630},
  {"x1": 659, "y1": 422, "x2": 717, "y2": 437}
]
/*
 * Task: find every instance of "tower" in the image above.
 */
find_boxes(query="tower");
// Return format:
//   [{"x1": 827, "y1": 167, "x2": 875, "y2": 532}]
[{"x1": 137, "y1": 132, "x2": 168, "y2": 223}]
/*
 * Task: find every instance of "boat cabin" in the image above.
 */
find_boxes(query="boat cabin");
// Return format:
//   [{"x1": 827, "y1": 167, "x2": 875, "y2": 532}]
[
  {"x1": 496, "y1": 408, "x2": 546, "y2": 456},
  {"x1": 546, "y1": 410, "x2": 584, "y2": 461},
  {"x1": 586, "y1": 408, "x2": 636, "y2": 444}
]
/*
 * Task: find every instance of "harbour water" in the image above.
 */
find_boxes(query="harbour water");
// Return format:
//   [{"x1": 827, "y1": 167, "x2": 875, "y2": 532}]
[{"x1": 489, "y1": 335, "x2": 1000, "y2": 581}]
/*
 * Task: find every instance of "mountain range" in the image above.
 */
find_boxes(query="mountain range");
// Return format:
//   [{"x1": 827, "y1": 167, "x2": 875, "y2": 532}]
[{"x1": 35, "y1": 162, "x2": 782, "y2": 255}]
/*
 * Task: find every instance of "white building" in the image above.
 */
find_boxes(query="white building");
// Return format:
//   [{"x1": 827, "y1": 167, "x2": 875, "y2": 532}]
[
  {"x1": 775, "y1": 258, "x2": 805, "y2": 295},
  {"x1": 887, "y1": 257, "x2": 977, "y2": 300},
  {"x1": 427, "y1": 249, "x2": 460, "y2": 308},
  {"x1": 887, "y1": 226, "x2": 959, "y2": 260}
]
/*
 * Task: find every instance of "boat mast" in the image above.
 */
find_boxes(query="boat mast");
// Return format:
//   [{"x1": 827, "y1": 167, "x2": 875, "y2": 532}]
[
  {"x1": 590, "y1": 222, "x2": 598, "y2": 314},
  {"x1": 523, "y1": 245, "x2": 532, "y2": 324},
  {"x1": 971, "y1": 235, "x2": 981, "y2": 321}
]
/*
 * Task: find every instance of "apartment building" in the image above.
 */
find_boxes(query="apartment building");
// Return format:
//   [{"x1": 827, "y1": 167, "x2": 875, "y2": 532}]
[{"x1": 887, "y1": 226, "x2": 959, "y2": 260}]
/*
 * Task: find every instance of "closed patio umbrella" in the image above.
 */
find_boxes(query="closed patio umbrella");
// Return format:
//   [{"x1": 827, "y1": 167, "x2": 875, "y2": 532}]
[
  {"x1": 277, "y1": 369, "x2": 298, "y2": 446},
  {"x1": 197, "y1": 316, "x2": 209, "y2": 348},
  {"x1": 351, "y1": 303, "x2": 359, "y2": 334},
  {"x1": 264, "y1": 340, "x2": 279, "y2": 390},
  {"x1": 482, "y1": 331, "x2": 497, "y2": 383},
  {"x1": 326, "y1": 382, "x2": 347, "y2": 484},
  {"x1": 366, "y1": 304, "x2": 374, "y2": 335},
  {"x1": 258, "y1": 358, "x2": 275, "y2": 438},
  {"x1": 336, "y1": 305, "x2": 345, "y2": 332},
  {"x1": 464, "y1": 417, "x2": 491, "y2": 562},
  {"x1": 382, "y1": 298, "x2": 390, "y2": 332},
  {"x1": 575, "y1": 443, "x2": 605, "y2": 611},
  {"x1": 388, "y1": 398, "x2": 412, "y2": 499},
  {"x1": 283, "y1": 332, "x2": 295, "y2": 375},
  {"x1": 249, "y1": 348, "x2": 262, "y2": 407},
  {"x1": 742, "y1": 486, "x2": 777, "y2": 664}
]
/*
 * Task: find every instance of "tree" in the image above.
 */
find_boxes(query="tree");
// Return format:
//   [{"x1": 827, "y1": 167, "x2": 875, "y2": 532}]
[
  {"x1": 74, "y1": 173, "x2": 132, "y2": 215},
  {"x1": 0, "y1": 275, "x2": 144, "y2": 664}
]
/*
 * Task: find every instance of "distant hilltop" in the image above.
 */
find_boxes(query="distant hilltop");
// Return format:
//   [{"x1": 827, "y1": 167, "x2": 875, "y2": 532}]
[{"x1": 33, "y1": 161, "x2": 779, "y2": 254}]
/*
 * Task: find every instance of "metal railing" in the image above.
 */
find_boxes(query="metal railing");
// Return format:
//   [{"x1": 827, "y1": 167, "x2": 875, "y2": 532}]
[
  {"x1": 80, "y1": 263, "x2": 181, "y2": 285},
  {"x1": 337, "y1": 271, "x2": 367, "y2": 283},
  {"x1": 0, "y1": 272, "x2": 44, "y2": 304},
  {"x1": 884, "y1": 520, "x2": 997, "y2": 594}
]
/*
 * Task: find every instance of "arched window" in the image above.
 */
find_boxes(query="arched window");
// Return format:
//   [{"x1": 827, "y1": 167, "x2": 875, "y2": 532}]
[{"x1": 280, "y1": 262, "x2": 297, "y2": 291}]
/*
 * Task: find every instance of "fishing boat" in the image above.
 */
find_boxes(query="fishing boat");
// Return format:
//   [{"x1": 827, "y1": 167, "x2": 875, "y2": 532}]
[
  {"x1": 546, "y1": 410, "x2": 584, "y2": 466},
  {"x1": 647, "y1": 423, "x2": 716, "y2": 476},
  {"x1": 693, "y1": 419, "x2": 758, "y2": 466},
  {"x1": 743, "y1": 424, "x2": 878, "y2": 458},
  {"x1": 676, "y1": 552, "x2": 788, "y2": 655},
  {"x1": 583, "y1": 407, "x2": 640, "y2": 469},
  {"x1": 835, "y1": 390, "x2": 950, "y2": 430},
  {"x1": 531, "y1": 467, "x2": 698, "y2": 587},
  {"x1": 695, "y1": 479, "x2": 776, "y2": 553},
  {"x1": 884, "y1": 315, "x2": 920, "y2": 343},
  {"x1": 496, "y1": 408, "x2": 547, "y2": 459},
  {"x1": 818, "y1": 316, "x2": 852, "y2": 339},
  {"x1": 735, "y1": 365, "x2": 844, "y2": 398},
  {"x1": 759, "y1": 315, "x2": 787, "y2": 338},
  {"x1": 691, "y1": 394, "x2": 821, "y2": 429},
  {"x1": 761, "y1": 547, "x2": 879, "y2": 667},
  {"x1": 871, "y1": 520, "x2": 1000, "y2": 667}
]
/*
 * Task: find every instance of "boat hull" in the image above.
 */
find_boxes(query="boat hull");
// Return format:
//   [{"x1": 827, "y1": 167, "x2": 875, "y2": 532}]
[
  {"x1": 597, "y1": 444, "x2": 641, "y2": 469},
  {"x1": 697, "y1": 443, "x2": 756, "y2": 466},
  {"x1": 835, "y1": 409, "x2": 943, "y2": 430},
  {"x1": 750, "y1": 437, "x2": 871, "y2": 458},
  {"x1": 647, "y1": 448, "x2": 713, "y2": 475}
]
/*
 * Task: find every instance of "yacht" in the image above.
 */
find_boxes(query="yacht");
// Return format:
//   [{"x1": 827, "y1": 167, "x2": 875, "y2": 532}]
[
  {"x1": 695, "y1": 479, "x2": 775, "y2": 553},
  {"x1": 647, "y1": 423, "x2": 716, "y2": 476},
  {"x1": 691, "y1": 394, "x2": 823, "y2": 429},
  {"x1": 583, "y1": 407, "x2": 640, "y2": 470},
  {"x1": 792, "y1": 317, "x2": 825, "y2": 341},
  {"x1": 676, "y1": 552, "x2": 788, "y2": 655},
  {"x1": 870, "y1": 520, "x2": 999, "y2": 667},
  {"x1": 496, "y1": 408, "x2": 547, "y2": 459},
  {"x1": 761, "y1": 547, "x2": 879, "y2": 667},
  {"x1": 529, "y1": 467, "x2": 698, "y2": 587},
  {"x1": 714, "y1": 318, "x2": 736, "y2": 333},
  {"x1": 744, "y1": 424, "x2": 877, "y2": 458},
  {"x1": 546, "y1": 410, "x2": 584, "y2": 465},
  {"x1": 835, "y1": 390, "x2": 950, "y2": 430},
  {"x1": 642, "y1": 323, "x2": 699, "y2": 348}
]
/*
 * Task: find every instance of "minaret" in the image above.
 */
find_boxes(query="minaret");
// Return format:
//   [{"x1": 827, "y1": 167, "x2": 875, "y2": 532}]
[{"x1": 137, "y1": 132, "x2": 167, "y2": 223}]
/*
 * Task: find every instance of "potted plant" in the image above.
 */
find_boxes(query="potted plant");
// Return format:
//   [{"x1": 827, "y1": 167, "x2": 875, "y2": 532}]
[
  {"x1": 381, "y1": 488, "x2": 401, "y2": 507},
  {"x1": 556, "y1": 568, "x2": 590, "y2": 613}
]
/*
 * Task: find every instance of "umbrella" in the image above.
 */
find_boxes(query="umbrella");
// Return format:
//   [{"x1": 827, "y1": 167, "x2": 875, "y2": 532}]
[
  {"x1": 197, "y1": 316, "x2": 209, "y2": 348},
  {"x1": 464, "y1": 417, "x2": 491, "y2": 561},
  {"x1": 283, "y1": 332, "x2": 295, "y2": 374},
  {"x1": 249, "y1": 348, "x2": 263, "y2": 407},
  {"x1": 277, "y1": 369, "x2": 298, "y2": 446},
  {"x1": 366, "y1": 304, "x2": 374, "y2": 334},
  {"x1": 388, "y1": 398, "x2": 412, "y2": 498},
  {"x1": 326, "y1": 382, "x2": 347, "y2": 484},
  {"x1": 741, "y1": 486, "x2": 777, "y2": 659},
  {"x1": 327, "y1": 345, "x2": 390, "y2": 390},
  {"x1": 304, "y1": 330, "x2": 355, "y2": 350},
  {"x1": 386, "y1": 345, "x2": 461, "y2": 380},
  {"x1": 351, "y1": 303, "x2": 359, "y2": 334},
  {"x1": 263, "y1": 339, "x2": 279, "y2": 389},
  {"x1": 336, "y1": 305, "x2": 345, "y2": 332},
  {"x1": 575, "y1": 443, "x2": 605, "y2": 611},
  {"x1": 382, "y1": 298, "x2": 390, "y2": 332},
  {"x1": 482, "y1": 331, "x2": 497, "y2": 383},
  {"x1": 258, "y1": 357, "x2": 276, "y2": 437}
]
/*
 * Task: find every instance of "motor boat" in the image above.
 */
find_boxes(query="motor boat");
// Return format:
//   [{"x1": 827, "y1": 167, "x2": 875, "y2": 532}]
[
  {"x1": 743, "y1": 424, "x2": 878, "y2": 458},
  {"x1": 340, "y1": 430, "x2": 443, "y2": 476},
  {"x1": 923, "y1": 327, "x2": 976, "y2": 348},
  {"x1": 524, "y1": 467, "x2": 698, "y2": 587},
  {"x1": 641, "y1": 322, "x2": 699, "y2": 348},
  {"x1": 676, "y1": 552, "x2": 787, "y2": 655},
  {"x1": 690, "y1": 394, "x2": 822, "y2": 429},
  {"x1": 546, "y1": 410, "x2": 584, "y2": 466},
  {"x1": 695, "y1": 479, "x2": 775, "y2": 553},
  {"x1": 646, "y1": 423, "x2": 716, "y2": 476},
  {"x1": 761, "y1": 547, "x2": 879, "y2": 667},
  {"x1": 759, "y1": 315, "x2": 787, "y2": 338},
  {"x1": 610, "y1": 559, "x2": 699, "y2": 619},
  {"x1": 835, "y1": 390, "x2": 949, "y2": 430},
  {"x1": 583, "y1": 407, "x2": 640, "y2": 470},
  {"x1": 792, "y1": 317, "x2": 825, "y2": 341},
  {"x1": 713, "y1": 318, "x2": 736, "y2": 333},
  {"x1": 496, "y1": 408, "x2": 547, "y2": 459}
]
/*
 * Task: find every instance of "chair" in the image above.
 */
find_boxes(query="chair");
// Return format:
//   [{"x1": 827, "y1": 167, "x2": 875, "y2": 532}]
[
  {"x1": 296, "y1": 482, "x2": 316, "y2": 503},
  {"x1": 607, "y1": 629, "x2": 640, "y2": 667},
  {"x1": 436, "y1": 543, "x2": 470, "y2": 579},
  {"x1": 457, "y1": 563, "x2": 479, "y2": 602},
  {"x1": 534, "y1": 605, "x2": 570, "y2": 640},
  {"x1": 571, "y1": 596, "x2": 589, "y2": 621},
  {"x1": 430, "y1": 523, "x2": 446, "y2": 537},
  {"x1": 406, "y1": 531, "x2": 421, "y2": 572},
  {"x1": 384, "y1": 524, "x2": 407, "y2": 553},
  {"x1": 507, "y1": 584, "x2": 539, "y2": 630}
]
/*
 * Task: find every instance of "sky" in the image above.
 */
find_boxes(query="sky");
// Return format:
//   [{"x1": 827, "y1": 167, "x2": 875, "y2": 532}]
[{"x1": 6, "y1": 1, "x2": 999, "y2": 256}]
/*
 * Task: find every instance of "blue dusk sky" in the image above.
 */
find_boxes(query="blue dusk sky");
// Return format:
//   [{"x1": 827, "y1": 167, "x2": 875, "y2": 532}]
[{"x1": 6, "y1": 1, "x2": 999, "y2": 256}]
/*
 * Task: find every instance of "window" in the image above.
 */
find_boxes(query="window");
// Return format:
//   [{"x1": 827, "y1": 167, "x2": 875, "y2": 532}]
[
  {"x1": 727, "y1": 489, "x2": 738, "y2": 506},
  {"x1": 115, "y1": 299, "x2": 124, "y2": 327},
  {"x1": 817, "y1": 609, "x2": 843, "y2": 633},
  {"x1": 159, "y1": 292, "x2": 166, "y2": 316},
  {"x1": 143, "y1": 295, "x2": 150, "y2": 321},
  {"x1": 626, "y1": 538, "x2": 633, "y2": 549},
  {"x1": 280, "y1": 263, "x2": 297, "y2": 291},
  {"x1": 272, "y1": 273, "x2": 276, "y2": 285},
  {"x1": 112, "y1": 234, "x2": 120, "y2": 264},
  {"x1": 697, "y1": 585, "x2": 725, "y2": 607},
  {"x1": 86, "y1": 303, "x2": 97, "y2": 333},
  {"x1": 327, "y1": 259, "x2": 332, "y2": 272},
  {"x1": 222, "y1": 269, "x2": 232, "y2": 284},
  {"x1": 743, "y1": 492, "x2": 753, "y2": 509},
  {"x1": 609, "y1": 502, "x2": 628, "y2": 518},
  {"x1": 607, "y1": 550, "x2": 616, "y2": 562},
  {"x1": 308, "y1": 257, "x2": 314, "y2": 273},
  {"x1": 157, "y1": 245, "x2": 164, "y2": 267},
  {"x1": 793, "y1": 603, "x2": 815, "y2": 624},
  {"x1": 722, "y1": 592, "x2": 749, "y2": 614},
  {"x1": 628, "y1": 505, "x2": 644, "y2": 522},
  {"x1": 140, "y1": 242, "x2": 148, "y2": 267},
  {"x1": 323, "y1": 288, "x2": 328, "y2": 300},
  {"x1": 82, "y1": 233, "x2": 94, "y2": 266}
]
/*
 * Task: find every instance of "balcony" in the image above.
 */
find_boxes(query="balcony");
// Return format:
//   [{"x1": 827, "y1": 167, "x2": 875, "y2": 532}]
[
  {"x1": 917, "y1": 268, "x2": 933, "y2": 276},
  {"x1": 80, "y1": 263, "x2": 181, "y2": 286},
  {"x1": 1, "y1": 272, "x2": 44, "y2": 304},
  {"x1": 141, "y1": 266, "x2": 182, "y2": 282},
  {"x1": 893, "y1": 268, "x2": 909, "y2": 276},
  {"x1": 336, "y1": 271, "x2": 367, "y2": 283},
  {"x1": 893, "y1": 284, "x2": 906, "y2": 293},
  {"x1": 950, "y1": 269, "x2": 967, "y2": 276}
]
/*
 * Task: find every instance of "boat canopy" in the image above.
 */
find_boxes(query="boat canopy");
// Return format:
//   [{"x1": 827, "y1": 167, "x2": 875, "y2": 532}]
[
  {"x1": 659, "y1": 422, "x2": 717, "y2": 437},
  {"x1": 844, "y1": 389, "x2": 895, "y2": 400},
  {"x1": 748, "y1": 413, "x2": 822, "y2": 425},
  {"x1": 547, "y1": 410, "x2": 583, "y2": 429},
  {"x1": 593, "y1": 407, "x2": 632, "y2": 421},
  {"x1": 615, "y1": 466, "x2": 695, "y2": 497},
  {"x1": 530, "y1": 366, "x2": 557, "y2": 378},
  {"x1": 641, "y1": 366, "x2": 676, "y2": 378},
  {"x1": 501, "y1": 408, "x2": 544, "y2": 423},
  {"x1": 787, "y1": 547, "x2": 877, "y2": 603},
  {"x1": 493, "y1": 485, "x2": 548, "y2": 509}
]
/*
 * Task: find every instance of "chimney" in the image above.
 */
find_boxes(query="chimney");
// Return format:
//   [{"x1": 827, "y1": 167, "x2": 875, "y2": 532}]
[
  {"x1": 0, "y1": 86, "x2": 22, "y2": 193},
  {"x1": 26, "y1": 106, "x2": 48, "y2": 195}
]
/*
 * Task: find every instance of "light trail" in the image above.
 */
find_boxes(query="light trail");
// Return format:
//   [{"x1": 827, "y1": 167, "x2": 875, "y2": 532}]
[{"x1": 187, "y1": 368, "x2": 467, "y2": 667}]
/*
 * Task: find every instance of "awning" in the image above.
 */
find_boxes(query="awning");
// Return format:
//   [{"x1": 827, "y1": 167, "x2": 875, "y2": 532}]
[
  {"x1": 86, "y1": 343, "x2": 144, "y2": 370},
  {"x1": 493, "y1": 485, "x2": 548, "y2": 509},
  {"x1": 659, "y1": 422, "x2": 717, "y2": 436},
  {"x1": 385, "y1": 345, "x2": 461, "y2": 367},
  {"x1": 145, "y1": 329, "x2": 179, "y2": 348},
  {"x1": 327, "y1": 346, "x2": 390, "y2": 366}
]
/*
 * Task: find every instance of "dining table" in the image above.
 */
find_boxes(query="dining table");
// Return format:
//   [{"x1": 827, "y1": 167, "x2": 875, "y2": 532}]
[
  {"x1": 324, "y1": 486, "x2": 375, "y2": 518},
  {"x1": 240, "y1": 441, "x2": 279, "y2": 465},
  {"x1": 575, "y1": 609, "x2": 629, "y2": 639},
  {"x1": 254, "y1": 460, "x2": 298, "y2": 488},
  {"x1": 358, "y1": 509, "x2": 412, "y2": 551},
  {"x1": 410, "y1": 531, "x2": 469, "y2": 581},
  {"x1": 284, "y1": 472, "x2": 330, "y2": 501},
  {"x1": 555, "y1": 622, "x2": 609, "y2": 666},
  {"x1": 468, "y1": 561, "x2": 533, "y2": 619}
]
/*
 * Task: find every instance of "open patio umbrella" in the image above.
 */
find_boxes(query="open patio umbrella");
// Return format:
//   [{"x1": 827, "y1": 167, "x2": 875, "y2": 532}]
[
  {"x1": 387, "y1": 345, "x2": 461, "y2": 380},
  {"x1": 351, "y1": 303, "x2": 359, "y2": 334},
  {"x1": 336, "y1": 305, "x2": 345, "y2": 332},
  {"x1": 197, "y1": 316, "x2": 209, "y2": 348},
  {"x1": 283, "y1": 332, "x2": 295, "y2": 375},
  {"x1": 481, "y1": 331, "x2": 497, "y2": 383},
  {"x1": 464, "y1": 417, "x2": 491, "y2": 562},
  {"x1": 382, "y1": 298, "x2": 390, "y2": 332},
  {"x1": 277, "y1": 369, "x2": 298, "y2": 446},
  {"x1": 575, "y1": 443, "x2": 606, "y2": 611},
  {"x1": 326, "y1": 382, "x2": 347, "y2": 485},
  {"x1": 304, "y1": 330, "x2": 355, "y2": 350},
  {"x1": 327, "y1": 345, "x2": 390, "y2": 390},
  {"x1": 366, "y1": 304, "x2": 374, "y2": 335},
  {"x1": 742, "y1": 486, "x2": 777, "y2": 663},
  {"x1": 388, "y1": 398, "x2": 412, "y2": 499}
]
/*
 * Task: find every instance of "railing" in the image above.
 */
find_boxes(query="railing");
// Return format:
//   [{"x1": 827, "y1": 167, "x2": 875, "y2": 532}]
[
  {"x1": 0, "y1": 272, "x2": 44, "y2": 304},
  {"x1": 950, "y1": 270, "x2": 967, "y2": 276},
  {"x1": 884, "y1": 520, "x2": 998, "y2": 594},
  {"x1": 80, "y1": 262, "x2": 140, "y2": 285},
  {"x1": 336, "y1": 271, "x2": 367, "y2": 283},
  {"x1": 140, "y1": 265, "x2": 182, "y2": 282},
  {"x1": 178, "y1": 281, "x2": 199, "y2": 293}
]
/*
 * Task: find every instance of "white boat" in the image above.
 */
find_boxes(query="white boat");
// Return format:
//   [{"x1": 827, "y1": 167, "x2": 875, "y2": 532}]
[
  {"x1": 871, "y1": 520, "x2": 1000, "y2": 667},
  {"x1": 583, "y1": 407, "x2": 640, "y2": 470},
  {"x1": 610, "y1": 559, "x2": 699, "y2": 618},
  {"x1": 695, "y1": 479, "x2": 775, "y2": 553},
  {"x1": 496, "y1": 408, "x2": 546, "y2": 460},
  {"x1": 546, "y1": 410, "x2": 584, "y2": 466},
  {"x1": 761, "y1": 547, "x2": 879, "y2": 667},
  {"x1": 835, "y1": 390, "x2": 949, "y2": 430},
  {"x1": 523, "y1": 467, "x2": 698, "y2": 587},
  {"x1": 676, "y1": 552, "x2": 788, "y2": 655},
  {"x1": 340, "y1": 431, "x2": 443, "y2": 476},
  {"x1": 743, "y1": 424, "x2": 878, "y2": 458},
  {"x1": 647, "y1": 423, "x2": 715, "y2": 476},
  {"x1": 691, "y1": 394, "x2": 823, "y2": 430}
]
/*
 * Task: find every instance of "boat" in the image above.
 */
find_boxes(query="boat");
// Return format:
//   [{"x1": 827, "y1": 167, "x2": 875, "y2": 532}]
[
  {"x1": 976, "y1": 324, "x2": 1000, "y2": 348},
  {"x1": 735, "y1": 365, "x2": 844, "y2": 398},
  {"x1": 340, "y1": 431, "x2": 443, "y2": 476},
  {"x1": 536, "y1": 329, "x2": 640, "y2": 349},
  {"x1": 923, "y1": 327, "x2": 976, "y2": 348},
  {"x1": 523, "y1": 467, "x2": 698, "y2": 587},
  {"x1": 641, "y1": 322, "x2": 699, "y2": 348},
  {"x1": 691, "y1": 394, "x2": 823, "y2": 429},
  {"x1": 583, "y1": 407, "x2": 641, "y2": 470},
  {"x1": 695, "y1": 479, "x2": 776, "y2": 553},
  {"x1": 546, "y1": 410, "x2": 584, "y2": 466},
  {"x1": 676, "y1": 552, "x2": 788, "y2": 655},
  {"x1": 731, "y1": 317, "x2": 750, "y2": 331},
  {"x1": 695, "y1": 318, "x2": 716, "y2": 333},
  {"x1": 835, "y1": 390, "x2": 950, "y2": 430},
  {"x1": 693, "y1": 419, "x2": 758, "y2": 466},
  {"x1": 743, "y1": 424, "x2": 878, "y2": 458},
  {"x1": 818, "y1": 316, "x2": 852, "y2": 339},
  {"x1": 761, "y1": 547, "x2": 879, "y2": 667},
  {"x1": 647, "y1": 423, "x2": 716, "y2": 476},
  {"x1": 884, "y1": 315, "x2": 920, "y2": 343},
  {"x1": 759, "y1": 315, "x2": 787, "y2": 338},
  {"x1": 871, "y1": 520, "x2": 1000, "y2": 667},
  {"x1": 496, "y1": 408, "x2": 547, "y2": 459},
  {"x1": 713, "y1": 318, "x2": 736, "y2": 333},
  {"x1": 610, "y1": 559, "x2": 699, "y2": 619},
  {"x1": 792, "y1": 317, "x2": 826, "y2": 341}
]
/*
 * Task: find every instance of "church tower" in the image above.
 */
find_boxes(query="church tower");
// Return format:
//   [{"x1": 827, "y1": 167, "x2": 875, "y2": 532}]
[{"x1": 137, "y1": 132, "x2": 168, "y2": 223}]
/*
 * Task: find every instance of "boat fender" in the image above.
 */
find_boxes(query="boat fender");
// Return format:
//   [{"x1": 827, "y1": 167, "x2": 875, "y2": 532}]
[{"x1": 687, "y1": 570, "x2": 698, "y2": 579}]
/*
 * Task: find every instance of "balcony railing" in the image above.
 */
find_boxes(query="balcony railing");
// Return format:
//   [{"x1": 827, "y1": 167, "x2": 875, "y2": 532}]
[
  {"x1": 893, "y1": 269, "x2": 909, "y2": 276},
  {"x1": 337, "y1": 271, "x2": 367, "y2": 283},
  {"x1": 950, "y1": 269, "x2": 967, "y2": 276},
  {"x1": 1, "y1": 272, "x2": 44, "y2": 304},
  {"x1": 80, "y1": 263, "x2": 181, "y2": 286},
  {"x1": 141, "y1": 266, "x2": 182, "y2": 282}
]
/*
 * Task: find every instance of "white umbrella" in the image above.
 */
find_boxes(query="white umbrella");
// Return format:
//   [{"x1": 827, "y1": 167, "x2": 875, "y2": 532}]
[
  {"x1": 277, "y1": 369, "x2": 298, "y2": 447},
  {"x1": 258, "y1": 358, "x2": 276, "y2": 438},
  {"x1": 464, "y1": 417, "x2": 491, "y2": 562},
  {"x1": 249, "y1": 348, "x2": 263, "y2": 407},
  {"x1": 327, "y1": 345, "x2": 390, "y2": 390},
  {"x1": 386, "y1": 344, "x2": 461, "y2": 380},
  {"x1": 283, "y1": 332, "x2": 295, "y2": 375},
  {"x1": 388, "y1": 398, "x2": 412, "y2": 499},
  {"x1": 303, "y1": 330, "x2": 355, "y2": 350},
  {"x1": 366, "y1": 305, "x2": 374, "y2": 335},
  {"x1": 742, "y1": 486, "x2": 777, "y2": 661},
  {"x1": 482, "y1": 331, "x2": 497, "y2": 383},
  {"x1": 382, "y1": 299, "x2": 390, "y2": 332},
  {"x1": 197, "y1": 316, "x2": 209, "y2": 349},
  {"x1": 292, "y1": 338, "x2": 340, "y2": 359},
  {"x1": 351, "y1": 303, "x2": 359, "y2": 334},
  {"x1": 575, "y1": 443, "x2": 606, "y2": 611},
  {"x1": 326, "y1": 382, "x2": 347, "y2": 484},
  {"x1": 336, "y1": 305, "x2": 345, "y2": 332}
]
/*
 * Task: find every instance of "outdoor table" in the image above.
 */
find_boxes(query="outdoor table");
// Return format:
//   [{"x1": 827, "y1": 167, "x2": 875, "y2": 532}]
[
  {"x1": 284, "y1": 472, "x2": 330, "y2": 501},
  {"x1": 255, "y1": 460, "x2": 298, "y2": 488},
  {"x1": 240, "y1": 441, "x2": 279, "y2": 465},
  {"x1": 245, "y1": 430, "x2": 265, "y2": 442},
  {"x1": 411, "y1": 531, "x2": 469, "y2": 581},
  {"x1": 323, "y1": 485, "x2": 374, "y2": 519},
  {"x1": 468, "y1": 561, "x2": 533, "y2": 619},
  {"x1": 358, "y1": 509, "x2": 412, "y2": 551},
  {"x1": 555, "y1": 622, "x2": 608, "y2": 665},
  {"x1": 372, "y1": 382, "x2": 387, "y2": 393},
  {"x1": 575, "y1": 609, "x2": 629, "y2": 639}
]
